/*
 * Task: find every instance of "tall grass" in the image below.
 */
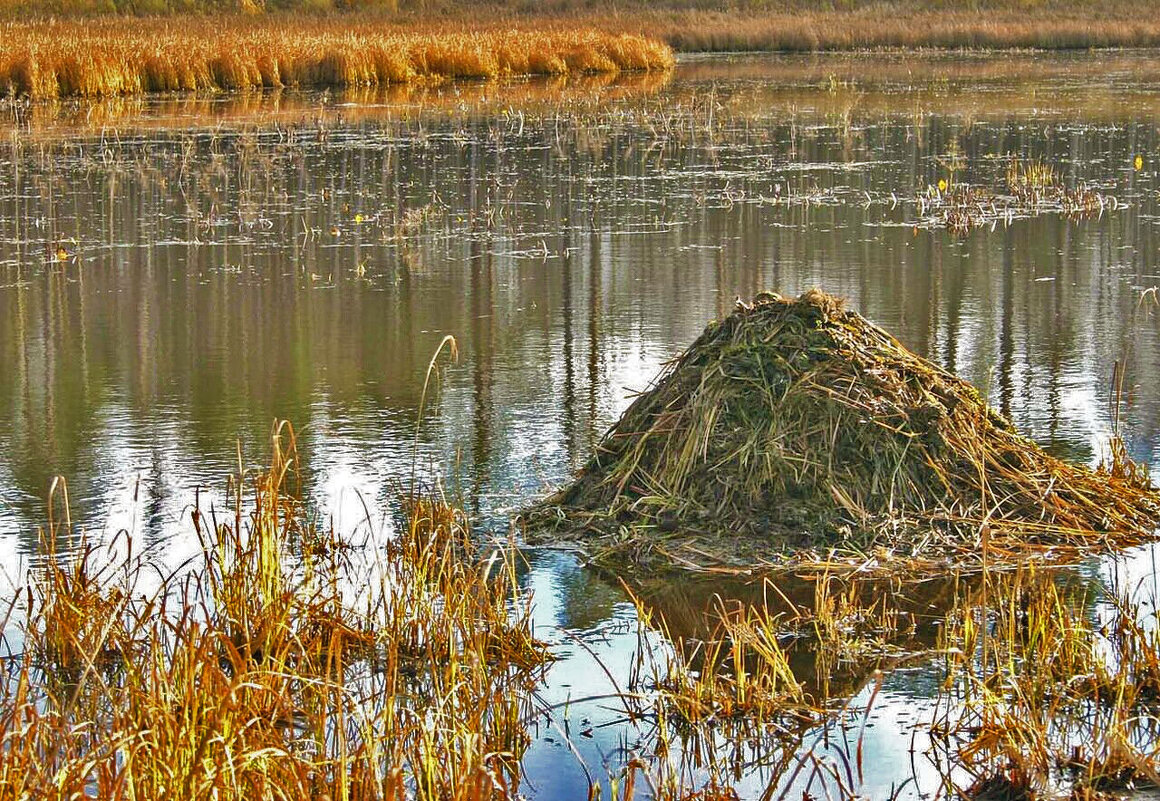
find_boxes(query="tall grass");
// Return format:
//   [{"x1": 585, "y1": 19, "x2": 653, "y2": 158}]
[
  {"x1": 936, "y1": 567, "x2": 1160, "y2": 796},
  {"x1": 11, "y1": 445, "x2": 1160, "y2": 799},
  {"x1": 645, "y1": 8, "x2": 1160, "y2": 51},
  {"x1": 0, "y1": 18, "x2": 674, "y2": 99},
  {"x1": 0, "y1": 421, "x2": 550, "y2": 799},
  {"x1": 4, "y1": 0, "x2": 1160, "y2": 58}
]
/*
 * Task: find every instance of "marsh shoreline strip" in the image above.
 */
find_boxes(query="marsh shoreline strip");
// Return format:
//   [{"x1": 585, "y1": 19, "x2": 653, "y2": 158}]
[
  {"x1": 5, "y1": 3, "x2": 1160, "y2": 100},
  {"x1": 0, "y1": 19, "x2": 674, "y2": 99}
]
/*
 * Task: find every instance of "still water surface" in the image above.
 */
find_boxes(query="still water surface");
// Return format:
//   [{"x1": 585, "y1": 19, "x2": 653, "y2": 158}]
[{"x1": 3, "y1": 50, "x2": 1160, "y2": 797}]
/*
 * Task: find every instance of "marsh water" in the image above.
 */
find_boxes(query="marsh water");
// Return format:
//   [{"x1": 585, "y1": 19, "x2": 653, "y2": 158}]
[{"x1": 4, "y1": 50, "x2": 1160, "y2": 797}]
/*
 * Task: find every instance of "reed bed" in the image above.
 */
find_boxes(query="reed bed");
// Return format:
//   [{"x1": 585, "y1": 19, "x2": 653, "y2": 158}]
[
  {"x1": 5, "y1": 2, "x2": 1160, "y2": 61},
  {"x1": 0, "y1": 18, "x2": 674, "y2": 99},
  {"x1": 524, "y1": 290, "x2": 1160, "y2": 573},
  {"x1": 641, "y1": 7, "x2": 1160, "y2": 52},
  {"x1": 12, "y1": 439, "x2": 1160, "y2": 799},
  {"x1": 7, "y1": 49, "x2": 1160, "y2": 138},
  {"x1": 613, "y1": 562, "x2": 1160, "y2": 799},
  {"x1": 934, "y1": 567, "x2": 1160, "y2": 797},
  {"x1": 0, "y1": 422, "x2": 550, "y2": 799},
  {"x1": 12, "y1": 1, "x2": 1160, "y2": 52}
]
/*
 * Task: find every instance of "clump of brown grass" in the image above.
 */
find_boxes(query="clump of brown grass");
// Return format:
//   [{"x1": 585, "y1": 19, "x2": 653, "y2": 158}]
[
  {"x1": 612, "y1": 573, "x2": 927, "y2": 801},
  {"x1": 0, "y1": 420, "x2": 550, "y2": 800},
  {"x1": 525, "y1": 290, "x2": 1160, "y2": 573},
  {"x1": 604, "y1": 585, "x2": 826, "y2": 801},
  {"x1": 646, "y1": 597, "x2": 810, "y2": 729},
  {"x1": 935, "y1": 567, "x2": 1160, "y2": 798},
  {"x1": 0, "y1": 17, "x2": 674, "y2": 99}
]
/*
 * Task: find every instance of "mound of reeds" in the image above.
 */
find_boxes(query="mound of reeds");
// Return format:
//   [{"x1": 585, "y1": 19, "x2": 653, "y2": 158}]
[
  {"x1": 0, "y1": 422, "x2": 550, "y2": 799},
  {"x1": 525, "y1": 290, "x2": 1160, "y2": 571},
  {"x1": 0, "y1": 18, "x2": 674, "y2": 99}
]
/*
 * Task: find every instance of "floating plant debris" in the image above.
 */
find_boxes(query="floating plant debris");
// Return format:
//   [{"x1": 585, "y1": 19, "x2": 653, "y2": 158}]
[
  {"x1": 524, "y1": 290, "x2": 1160, "y2": 573},
  {"x1": 917, "y1": 159, "x2": 1116, "y2": 235}
]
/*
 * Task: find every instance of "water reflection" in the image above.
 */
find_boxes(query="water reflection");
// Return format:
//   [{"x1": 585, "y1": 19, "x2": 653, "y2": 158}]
[
  {"x1": 517, "y1": 546, "x2": 1134, "y2": 800},
  {"x1": 3, "y1": 50, "x2": 1160, "y2": 799},
  {"x1": 4, "y1": 64, "x2": 1160, "y2": 548},
  {"x1": 518, "y1": 549, "x2": 977, "y2": 799}
]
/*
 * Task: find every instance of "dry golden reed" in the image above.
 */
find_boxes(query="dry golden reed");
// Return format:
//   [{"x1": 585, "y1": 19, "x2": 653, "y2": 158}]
[
  {"x1": 0, "y1": 17, "x2": 674, "y2": 99},
  {"x1": 937, "y1": 567, "x2": 1160, "y2": 797},
  {"x1": 0, "y1": 422, "x2": 551, "y2": 800},
  {"x1": 640, "y1": 7, "x2": 1160, "y2": 52}
]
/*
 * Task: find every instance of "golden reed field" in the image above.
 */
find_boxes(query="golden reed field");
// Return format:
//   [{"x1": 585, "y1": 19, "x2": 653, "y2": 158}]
[
  {"x1": 647, "y1": 7, "x2": 1160, "y2": 51},
  {"x1": 0, "y1": 18, "x2": 674, "y2": 98}
]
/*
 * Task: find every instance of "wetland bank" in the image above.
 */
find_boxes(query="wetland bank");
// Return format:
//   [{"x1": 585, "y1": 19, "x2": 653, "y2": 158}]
[{"x1": 3, "y1": 50, "x2": 1160, "y2": 799}]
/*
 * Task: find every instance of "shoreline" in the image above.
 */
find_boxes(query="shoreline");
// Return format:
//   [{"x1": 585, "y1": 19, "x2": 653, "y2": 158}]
[
  {"x1": 0, "y1": 19, "x2": 674, "y2": 99},
  {"x1": 5, "y1": 46, "x2": 1160, "y2": 134},
  {"x1": 642, "y1": 8, "x2": 1160, "y2": 53},
  {"x1": 3, "y1": 8, "x2": 1160, "y2": 100}
]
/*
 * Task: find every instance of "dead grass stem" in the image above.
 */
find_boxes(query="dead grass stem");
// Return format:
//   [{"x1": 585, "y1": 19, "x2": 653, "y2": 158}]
[{"x1": 0, "y1": 421, "x2": 550, "y2": 799}]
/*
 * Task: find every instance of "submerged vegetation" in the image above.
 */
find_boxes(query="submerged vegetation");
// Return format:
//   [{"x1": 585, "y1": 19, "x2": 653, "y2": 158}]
[
  {"x1": 526, "y1": 290, "x2": 1160, "y2": 572},
  {"x1": 0, "y1": 18, "x2": 673, "y2": 99}
]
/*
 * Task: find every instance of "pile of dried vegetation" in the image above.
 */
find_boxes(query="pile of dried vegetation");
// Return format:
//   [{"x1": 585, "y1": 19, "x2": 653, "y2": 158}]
[{"x1": 525, "y1": 290, "x2": 1160, "y2": 572}]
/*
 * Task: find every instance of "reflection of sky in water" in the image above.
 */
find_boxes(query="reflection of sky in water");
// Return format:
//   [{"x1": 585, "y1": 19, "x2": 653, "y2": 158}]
[
  {"x1": 1098, "y1": 542, "x2": 1160, "y2": 637},
  {"x1": 519, "y1": 551, "x2": 971, "y2": 799},
  {"x1": 2, "y1": 51, "x2": 1160, "y2": 797},
  {"x1": 522, "y1": 553, "x2": 651, "y2": 797}
]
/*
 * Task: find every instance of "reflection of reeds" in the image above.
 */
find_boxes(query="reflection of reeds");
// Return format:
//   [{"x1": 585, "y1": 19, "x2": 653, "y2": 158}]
[
  {"x1": 1, "y1": 421, "x2": 550, "y2": 799},
  {"x1": 613, "y1": 585, "x2": 824, "y2": 801},
  {"x1": 0, "y1": 70, "x2": 674, "y2": 135},
  {"x1": 613, "y1": 559, "x2": 1160, "y2": 798},
  {"x1": 0, "y1": 18, "x2": 674, "y2": 99}
]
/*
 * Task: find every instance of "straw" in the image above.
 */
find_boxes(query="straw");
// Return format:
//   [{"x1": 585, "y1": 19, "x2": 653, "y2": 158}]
[{"x1": 524, "y1": 290, "x2": 1160, "y2": 572}]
